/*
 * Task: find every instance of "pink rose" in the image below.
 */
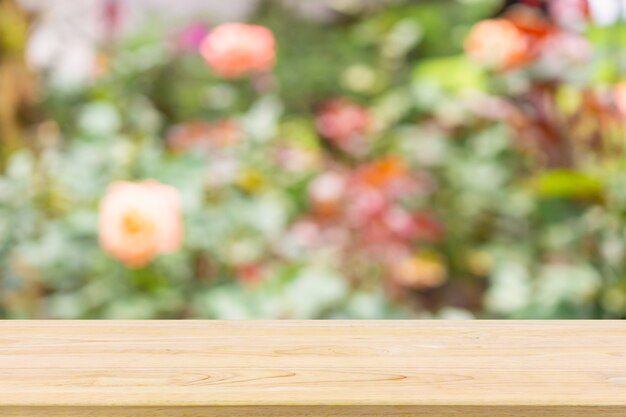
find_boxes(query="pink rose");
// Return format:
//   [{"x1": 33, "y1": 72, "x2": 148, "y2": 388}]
[
  {"x1": 315, "y1": 99, "x2": 371, "y2": 154},
  {"x1": 200, "y1": 23, "x2": 276, "y2": 79},
  {"x1": 99, "y1": 181, "x2": 183, "y2": 268}
]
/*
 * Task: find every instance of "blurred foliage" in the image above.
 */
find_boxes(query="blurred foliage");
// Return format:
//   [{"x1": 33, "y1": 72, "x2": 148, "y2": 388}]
[{"x1": 0, "y1": 0, "x2": 625, "y2": 319}]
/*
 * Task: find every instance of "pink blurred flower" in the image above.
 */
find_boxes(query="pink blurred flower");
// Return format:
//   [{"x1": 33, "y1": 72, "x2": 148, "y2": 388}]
[
  {"x1": 315, "y1": 99, "x2": 371, "y2": 154},
  {"x1": 549, "y1": 0, "x2": 590, "y2": 30},
  {"x1": 411, "y1": 211, "x2": 445, "y2": 243},
  {"x1": 102, "y1": 0, "x2": 121, "y2": 40},
  {"x1": 276, "y1": 145, "x2": 320, "y2": 173},
  {"x1": 176, "y1": 22, "x2": 210, "y2": 52},
  {"x1": 383, "y1": 207, "x2": 414, "y2": 238},
  {"x1": 200, "y1": 23, "x2": 276, "y2": 79},
  {"x1": 538, "y1": 31, "x2": 592, "y2": 73},
  {"x1": 346, "y1": 188, "x2": 388, "y2": 226},
  {"x1": 469, "y1": 95, "x2": 519, "y2": 121},
  {"x1": 287, "y1": 219, "x2": 323, "y2": 247},
  {"x1": 99, "y1": 181, "x2": 183, "y2": 268},
  {"x1": 384, "y1": 209, "x2": 444, "y2": 243},
  {"x1": 346, "y1": 157, "x2": 413, "y2": 225},
  {"x1": 167, "y1": 120, "x2": 241, "y2": 153},
  {"x1": 236, "y1": 263, "x2": 267, "y2": 285}
]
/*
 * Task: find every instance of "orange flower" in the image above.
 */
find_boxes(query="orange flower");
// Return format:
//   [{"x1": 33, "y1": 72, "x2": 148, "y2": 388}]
[
  {"x1": 391, "y1": 253, "x2": 447, "y2": 290},
  {"x1": 99, "y1": 181, "x2": 183, "y2": 268},
  {"x1": 464, "y1": 19, "x2": 530, "y2": 71},
  {"x1": 505, "y1": 7, "x2": 554, "y2": 40},
  {"x1": 200, "y1": 23, "x2": 276, "y2": 79},
  {"x1": 357, "y1": 157, "x2": 408, "y2": 189}
]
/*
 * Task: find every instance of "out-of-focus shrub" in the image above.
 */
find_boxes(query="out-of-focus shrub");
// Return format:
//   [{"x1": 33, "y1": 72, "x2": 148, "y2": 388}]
[{"x1": 0, "y1": 0, "x2": 625, "y2": 319}]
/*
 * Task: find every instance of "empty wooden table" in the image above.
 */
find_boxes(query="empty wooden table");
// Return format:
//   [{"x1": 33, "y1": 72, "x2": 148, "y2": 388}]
[{"x1": 0, "y1": 320, "x2": 625, "y2": 416}]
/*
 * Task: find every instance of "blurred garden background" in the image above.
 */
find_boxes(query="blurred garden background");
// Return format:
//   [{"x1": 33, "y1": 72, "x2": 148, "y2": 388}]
[{"x1": 0, "y1": 0, "x2": 625, "y2": 319}]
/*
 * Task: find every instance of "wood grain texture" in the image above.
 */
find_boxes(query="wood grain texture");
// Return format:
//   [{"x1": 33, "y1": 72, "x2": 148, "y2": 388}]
[{"x1": 0, "y1": 321, "x2": 625, "y2": 416}]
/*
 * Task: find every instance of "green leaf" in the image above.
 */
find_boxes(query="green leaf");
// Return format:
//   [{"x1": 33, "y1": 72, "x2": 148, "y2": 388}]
[
  {"x1": 413, "y1": 55, "x2": 486, "y2": 93},
  {"x1": 532, "y1": 170, "x2": 603, "y2": 200}
]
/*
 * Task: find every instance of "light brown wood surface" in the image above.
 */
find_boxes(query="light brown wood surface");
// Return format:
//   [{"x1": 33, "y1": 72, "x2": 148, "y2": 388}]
[{"x1": 0, "y1": 320, "x2": 625, "y2": 416}]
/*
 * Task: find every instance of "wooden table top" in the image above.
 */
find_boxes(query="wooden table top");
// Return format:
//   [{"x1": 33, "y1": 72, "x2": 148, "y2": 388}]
[{"x1": 0, "y1": 320, "x2": 625, "y2": 416}]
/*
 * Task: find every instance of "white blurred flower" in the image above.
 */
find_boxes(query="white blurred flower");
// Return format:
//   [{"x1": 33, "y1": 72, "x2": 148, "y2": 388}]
[
  {"x1": 588, "y1": 0, "x2": 626, "y2": 26},
  {"x1": 206, "y1": 158, "x2": 239, "y2": 188},
  {"x1": 309, "y1": 172, "x2": 346, "y2": 206},
  {"x1": 24, "y1": 0, "x2": 101, "y2": 89}
]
